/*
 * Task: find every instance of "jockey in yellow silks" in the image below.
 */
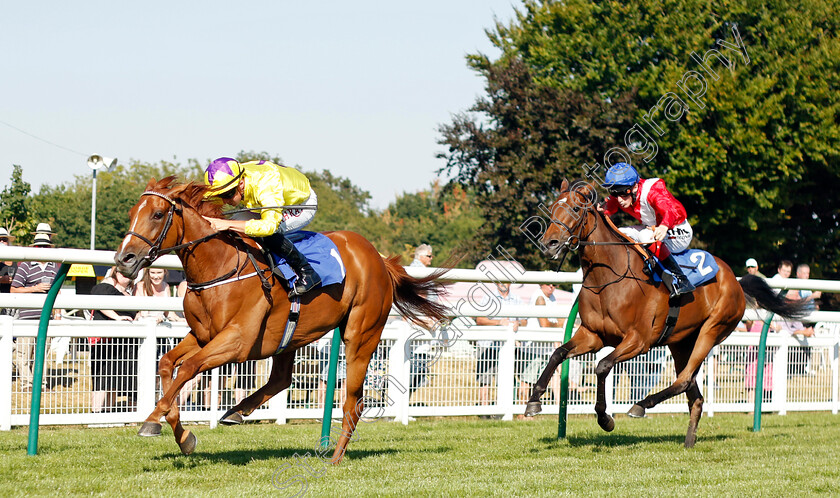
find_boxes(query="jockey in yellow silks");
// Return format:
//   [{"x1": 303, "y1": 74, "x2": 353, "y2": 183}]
[{"x1": 202, "y1": 157, "x2": 321, "y2": 298}]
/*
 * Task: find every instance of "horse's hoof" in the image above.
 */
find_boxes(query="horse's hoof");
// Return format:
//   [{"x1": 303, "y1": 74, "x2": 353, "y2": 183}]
[
  {"x1": 627, "y1": 404, "x2": 647, "y2": 418},
  {"x1": 179, "y1": 431, "x2": 197, "y2": 455},
  {"x1": 597, "y1": 413, "x2": 615, "y2": 432},
  {"x1": 524, "y1": 401, "x2": 543, "y2": 417},
  {"x1": 138, "y1": 422, "x2": 162, "y2": 437},
  {"x1": 219, "y1": 410, "x2": 244, "y2": 426}
]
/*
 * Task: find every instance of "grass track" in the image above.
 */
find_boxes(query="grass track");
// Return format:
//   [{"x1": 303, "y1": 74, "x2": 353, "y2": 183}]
[{"x1": 2, "y1": 412, "x2": 839, "y2": 496}]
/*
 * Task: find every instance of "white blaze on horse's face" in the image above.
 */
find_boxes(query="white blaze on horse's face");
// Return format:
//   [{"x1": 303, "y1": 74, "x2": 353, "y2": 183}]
[{"x1": 119, "y1": 198, "x2": 148, "y2": 253}]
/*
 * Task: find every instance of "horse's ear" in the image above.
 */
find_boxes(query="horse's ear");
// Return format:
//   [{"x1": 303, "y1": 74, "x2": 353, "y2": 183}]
[
  {"x1": 145, "y1": 178, "x2": 157, "y2": 191},
  {"x1": 559, "y1": 179, "x2": 569, "y2": 192}
]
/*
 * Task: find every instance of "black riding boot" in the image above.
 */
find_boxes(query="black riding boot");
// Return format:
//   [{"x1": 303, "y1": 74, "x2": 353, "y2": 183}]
[
  {"x1": 660, "y1": 254, "x2": 695, "y2": 298},
  {"x1": 265, "y1": 233, "x2": 322, "y2": 298}
]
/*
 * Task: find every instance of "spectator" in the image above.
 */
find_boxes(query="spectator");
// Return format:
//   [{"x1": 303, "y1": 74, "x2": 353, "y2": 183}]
[
  {"x1": 787, "y1": 263, "x2": 821, "y2": 324},
  {"x1": 406, "y1": 244, "x2": 435, "y2": 404},
  {"x1": 135, "y1": 268, "x2": 177, "y2": 323},
  {"x1": 10, "y1": 229, "x2": 59, "y2": 391},
  {"x1": 474, "y1": 282, "x2": 527, "y2": 414},
  {"x1": 744, "y1": 258, "x2": 766, "y2": 278},
  {"x1": 0, "y1": 227, "x2": 17, "y2": 316},
  {"x1": 89, "y1": 267, "x2": 137, "y2": 412},
  {"x1": 769, "y1": 260, "x2": 793, "y2": 295},
  {"x1": 784, "y1": 263, "x2": 821, "y2": 376},
  {"x1": 410, "y1": 244, "x2": 434, "y2": 268}
]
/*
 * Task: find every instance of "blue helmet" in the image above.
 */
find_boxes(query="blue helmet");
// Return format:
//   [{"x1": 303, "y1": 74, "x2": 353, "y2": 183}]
[{"x1": 602, "y1": 163, "x2": 640, "y2": 191}]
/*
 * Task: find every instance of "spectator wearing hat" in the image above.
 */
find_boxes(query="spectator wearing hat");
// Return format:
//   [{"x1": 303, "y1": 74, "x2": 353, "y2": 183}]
[
  {"x1": 744, "y1": 258, "x2": 766, "y2": 278},
  {"x1": 0, "y1": 227, "x2": 17, "y2": 296},
  {"x1": 10, "y1": 227, "x2": 59, "y2": 391}
]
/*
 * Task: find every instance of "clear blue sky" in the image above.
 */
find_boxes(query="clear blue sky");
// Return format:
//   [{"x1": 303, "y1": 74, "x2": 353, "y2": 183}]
[{"x1": 1, "y1": 1, "x2": 520, "y2": 209}]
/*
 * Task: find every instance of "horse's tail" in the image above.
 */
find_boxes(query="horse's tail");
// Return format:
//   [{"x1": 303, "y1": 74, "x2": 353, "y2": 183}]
[
  {"x1": 739, "y1": 274, "x2": 810, "y2": 319},
  {"x1": 383, "y1": 256, "x2": 450, "y2": 327}
]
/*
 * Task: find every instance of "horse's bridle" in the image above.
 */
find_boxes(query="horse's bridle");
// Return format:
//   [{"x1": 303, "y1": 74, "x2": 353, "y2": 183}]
[
  {"x1": 548, "y1": 196, "x2": 649, "y2": 291},
  {"x1": 124, "y1": 191, "x2": 218, "y2": 264},
  {"x1": 124, "y1": 190, "x2": 272, "y2": 291}
]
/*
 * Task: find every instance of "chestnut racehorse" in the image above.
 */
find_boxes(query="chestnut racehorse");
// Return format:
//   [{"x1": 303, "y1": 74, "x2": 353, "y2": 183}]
[
  {"x1": 115, "y1": 177, "x2": 448, "y2": 463},
  {"x1": 525, "y1": 180, "x2": 807, "y2": 447}
]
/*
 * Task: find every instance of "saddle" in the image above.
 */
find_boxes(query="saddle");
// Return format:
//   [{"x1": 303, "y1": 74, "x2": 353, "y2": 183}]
[{"x1": 263, "y1": 231, "x2": 347, "y2": 290}]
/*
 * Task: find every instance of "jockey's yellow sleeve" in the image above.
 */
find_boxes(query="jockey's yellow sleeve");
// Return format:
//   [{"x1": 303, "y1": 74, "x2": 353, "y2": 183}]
[{"x1": 240, "y1": 161, "x2": 312, "y2": 237}]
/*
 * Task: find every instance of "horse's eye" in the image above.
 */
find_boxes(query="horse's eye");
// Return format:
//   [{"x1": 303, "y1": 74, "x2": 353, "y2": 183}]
[{"x1": 152, "y1": 211, "x2": 164, "y2": 220}]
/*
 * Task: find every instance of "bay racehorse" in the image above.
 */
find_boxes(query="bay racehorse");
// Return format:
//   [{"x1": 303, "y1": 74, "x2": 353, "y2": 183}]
[
  {"x1": 114, "y1": 177, "x2": 448, "y2": 463},
  {"x1": 524, "y1": 179, "x2": 807, "y2": 447}
]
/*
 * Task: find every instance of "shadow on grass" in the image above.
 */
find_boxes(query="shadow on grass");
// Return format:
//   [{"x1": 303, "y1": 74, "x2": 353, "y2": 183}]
[
  {"x1": 154, "y1": 446, "x2": 402, "y2": 467},
  {"x1": 537, "y1": 432, "x2": 735, "y2": 448}
]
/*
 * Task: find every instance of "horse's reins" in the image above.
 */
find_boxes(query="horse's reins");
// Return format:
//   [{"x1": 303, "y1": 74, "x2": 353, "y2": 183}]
[
  {"x1": 549, "y1": 201, "x2": 654, "y2": 291},
  {"x1": 125, "y1": 191, "x2": 270, "y2": 291}
]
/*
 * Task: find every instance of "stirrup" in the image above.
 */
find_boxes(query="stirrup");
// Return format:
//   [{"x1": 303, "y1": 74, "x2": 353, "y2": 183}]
[
  {"x1": 671, "y1": 277, "x2": 695, "y2": 298},
  {"x1": 288, "y1": 273, "x2": 322, "y2": 298}
]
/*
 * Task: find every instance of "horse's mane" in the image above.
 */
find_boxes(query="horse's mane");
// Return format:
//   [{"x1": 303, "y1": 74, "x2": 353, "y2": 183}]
[
  {"x1": 561, "y1": 179, "x2": 635, "y2": 244},
  {"x1": 146, "y1": 176, "x2": 224, "y2": 218}
]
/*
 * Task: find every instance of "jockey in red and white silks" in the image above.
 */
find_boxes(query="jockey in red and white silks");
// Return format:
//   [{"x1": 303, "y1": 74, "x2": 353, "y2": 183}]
[
  {"x1": 600, "y1": 163, "x2": 695, "y2": 297},
  {"x1": 604, "y1": 177, "x2": 693, "y2": 255}
]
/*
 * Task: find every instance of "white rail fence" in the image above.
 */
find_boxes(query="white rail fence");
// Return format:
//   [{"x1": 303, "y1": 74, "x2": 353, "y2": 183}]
[
  {"x1": 1, "y1": 246, "x2": 839, "y2": 430},
  {"x1": 1, "y1": 317, "x2": 838, "y2": 430}
]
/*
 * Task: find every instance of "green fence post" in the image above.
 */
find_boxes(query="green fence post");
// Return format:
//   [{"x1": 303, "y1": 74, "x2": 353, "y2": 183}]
[
  {"x1": 558, "y1": 300, "x2": 579, "y2": 440},
  {"x1": 752, "y1": 311, "x2": 775, "y2": 432},
  {"x1": 320, "y1": 328, "x2": 341, "y2": 448},
  {"x1": 27, "y1": 263, "x2": 70, "y2": 456}
]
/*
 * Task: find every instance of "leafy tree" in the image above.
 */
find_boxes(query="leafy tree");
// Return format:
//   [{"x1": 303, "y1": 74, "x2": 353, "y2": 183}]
[
  {"x1": 439, "y1": 58, "x2": 637, "y2": 269},
  {"x1": 439, "y1": 0, "x2": 840, "y2": 276},
  {"x1": 379, "y1": 181, "x2": 484, "y2": 266},
  {"x1": 30, "y1": 159, "x2": 200, "y2": 249},
  {"x1": 0, "y1": 165, "x2": 34, "y2": 242}
]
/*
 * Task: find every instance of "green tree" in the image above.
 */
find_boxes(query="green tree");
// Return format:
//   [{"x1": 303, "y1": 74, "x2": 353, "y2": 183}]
[
  {"x1": 379, "y1": 182, "x2": 485, "y2": 266},
  {"x1": 0, "y1": 165, "x2": 35, "y2": 242},
  {"x1": 440, "y1": 0, "x2": 840, "y2": 276},
  {"x1": 30, "y1": 159, "x2": 200, "y2": 249}
]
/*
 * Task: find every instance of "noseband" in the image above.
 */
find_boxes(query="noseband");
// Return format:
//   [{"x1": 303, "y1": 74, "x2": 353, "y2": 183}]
[
  {"x1": 549, "y1": 202, "x2": 597, "y2": 267},
  {"x1": 124, "y1": 191, "x2": 217, "y2": 264},
  {"x1": 123, "y1": 191, "x2": 182, "y2": 264}
]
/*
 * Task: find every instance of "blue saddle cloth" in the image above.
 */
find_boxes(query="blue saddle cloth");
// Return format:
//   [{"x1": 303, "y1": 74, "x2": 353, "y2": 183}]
[
  {"x1": 271, "y1": 231, "x2": 346, "y2": 288},
  {"x1": 652, "y1": 249, "x2": 719, "y2": 288}
]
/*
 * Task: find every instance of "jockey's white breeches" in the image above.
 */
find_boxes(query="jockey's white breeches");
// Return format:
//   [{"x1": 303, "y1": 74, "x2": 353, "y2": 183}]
[
  {"x1": 229, "y1": 190, "x2": 318, "y2": 234},
  {"x1": 618, "y1": 220, "x2": 692, "y2": 254},
  {"x1": 278, "y1": 190, "x2": 317, "y2": 233}
]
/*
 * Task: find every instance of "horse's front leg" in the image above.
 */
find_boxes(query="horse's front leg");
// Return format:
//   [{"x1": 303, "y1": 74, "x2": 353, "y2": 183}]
[
  {"x1": 219, "y1": 351, "x2": 295, "y2": 425},
  {"x1": 138, "y1": 333, "x2": 200, "y2": 437},
  {"x1": 593, "y1": 336, "x2": 646, "y2": 432},
  {"x1": 143, "y1": 331, "x2": 247, "y2": 455},
  {"x1": 524, "y1": 326, "x2": 602, "y2": 417}
]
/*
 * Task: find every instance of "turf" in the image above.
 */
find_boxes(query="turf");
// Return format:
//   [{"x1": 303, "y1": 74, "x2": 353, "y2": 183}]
[{"x1": 1, "y1": 412, "x2": 839, "y2": 496}]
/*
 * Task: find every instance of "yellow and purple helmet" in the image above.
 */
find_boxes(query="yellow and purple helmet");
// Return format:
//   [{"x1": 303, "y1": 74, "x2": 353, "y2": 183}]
[{"x1": 203, "y1": 157, "x2": 244, "y2": 198}]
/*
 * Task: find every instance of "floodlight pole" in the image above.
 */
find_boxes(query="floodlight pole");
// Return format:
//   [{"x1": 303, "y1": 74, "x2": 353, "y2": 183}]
[
  {"x1": 87, "y1": 155, "x2": 117, "y2": 250},
  {"x1": 90, "y1": 169, "x2": 97, "y2": 250}
]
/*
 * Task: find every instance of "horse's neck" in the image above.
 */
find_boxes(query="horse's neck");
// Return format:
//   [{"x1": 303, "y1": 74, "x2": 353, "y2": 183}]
[
  {"x1": 579, "y1": 211, "x2": 644, "y2": 286},
  {"x1": 178, "y1": 210, "x2": 247, "y2": 284}
]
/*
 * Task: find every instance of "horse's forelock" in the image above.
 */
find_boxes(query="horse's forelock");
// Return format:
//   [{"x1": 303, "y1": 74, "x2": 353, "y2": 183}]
[{"x1": 143, "y1": 178, "x2": 222, "y2": 218}]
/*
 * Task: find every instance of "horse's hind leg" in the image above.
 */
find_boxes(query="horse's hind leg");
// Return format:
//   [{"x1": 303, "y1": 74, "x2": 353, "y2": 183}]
[
  {"x1": 328, "y1": 322, "x2": 384, "y2": 465},
  {"x1": 683, "y1": 379, "x2": 703, "y2": 448},
  {"x1": 219, "y1": 351, "x2": 295, "y2": 425},
  {"x1": 525, "y1": 326, "x2": 602, "y2": 417},
  {"x1": 631, "y1": 333, "x2": 717, "y2": 447}
]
